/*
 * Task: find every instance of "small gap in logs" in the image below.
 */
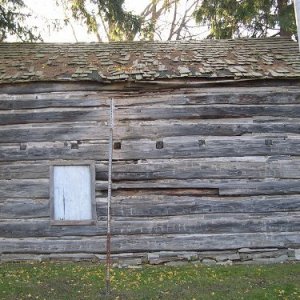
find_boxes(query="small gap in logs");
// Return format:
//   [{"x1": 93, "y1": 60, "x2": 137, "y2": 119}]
[{"x1": 113, "y1": 188, "x2": 219, "y2": 197}]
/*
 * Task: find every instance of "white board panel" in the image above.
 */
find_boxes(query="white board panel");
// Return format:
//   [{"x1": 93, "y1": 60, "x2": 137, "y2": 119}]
[{"x1": 53, "y1": 166, "x2": 92, "y2": 220}]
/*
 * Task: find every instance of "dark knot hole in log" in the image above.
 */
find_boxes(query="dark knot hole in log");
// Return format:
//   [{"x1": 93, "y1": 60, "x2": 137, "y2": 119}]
[{"x1": 156, "y1": 141, "x2": 164, "y2": 149}]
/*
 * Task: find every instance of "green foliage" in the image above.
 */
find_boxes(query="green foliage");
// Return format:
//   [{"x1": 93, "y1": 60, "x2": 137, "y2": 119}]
[
  {"x1": 0, "y1": 0, "x2": 41, "y2": 42},
  {"x1": 194, "y1": 0, "x2": 297, "y2": 39},
  {"x1": 70, "y1": 0, "x2": 142, "y2": 41},
  {"x1": 0, "y1": 262, "x2": 299, "y2": 299}
]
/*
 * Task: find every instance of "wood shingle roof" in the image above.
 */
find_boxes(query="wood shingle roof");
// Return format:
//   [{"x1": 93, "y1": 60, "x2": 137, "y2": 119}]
[{"x1": 0, "y1": 38, "x2": 299, "y2": 84}]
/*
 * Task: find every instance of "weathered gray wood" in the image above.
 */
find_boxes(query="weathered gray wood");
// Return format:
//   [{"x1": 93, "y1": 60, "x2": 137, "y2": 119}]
[
  {"x1": 0, "y1": 126, "x2": 109, "y2": 143},
  {"x1": 0, "y1": 212, "x2": 299, "y2": 237},
  {"x1": 0, "y1": 142, "x2": 107, "y2": 161},
  {"x1": 0, "y1": 179, "x2": 48, "y2": 198},
  {"x1": 0, "y1": 90, "x2": 115, "y2": 101},
  {"x1": 0, "y1": 232, "x2": 299, "y2": 253},
  {"x1": 96, "y1": 157, "x2": 300, "y2": 180},
  {"x1": 113, "y1": 137, "x2": 300, "y2": 160},
  {"x1": 0, "y1": 163, "x2": 49, "y2": 179},
  {"x1": 1, "y1": 89, "x2": 299, "y2": 108},
  {"x1": 0, "y1": 98, "x2": 109, "y2": 110},
  {"x1": 115, "y1": 120, "x2": 300, "y2": 140},
  {"x1": 113, "y1": 91, "x2": 300, "y2": 106},
  {"x1": 0, "y1": 108, "x2": 108, "y2": 125},
  {"x1": 116, "y1": 105, "x2": 300, "y2": 121},
  {"x1": 220, "y1": 180, "x2": 300, "y2": 196},
  {"x1": 1, "y1": 83, "x2": 300, "y2": 258},
  {"x1": 99, "y1": 195, "x2": 300, "y2": 217},
  {"x1": 2, "y1": 195, "x2": 299, "y2": 219},
  {"x1": 96, "y1": 179, "x2": 300, "y2": 196},
  {"x1": 7, "y1": 156, "x2": 300, "y2": 182},
  {"x1": 0, "y1": 199, "x2": 49, "y2": 219},
  {"x1": 1, "y1": 79, "x2": 300, "y2": 94}
]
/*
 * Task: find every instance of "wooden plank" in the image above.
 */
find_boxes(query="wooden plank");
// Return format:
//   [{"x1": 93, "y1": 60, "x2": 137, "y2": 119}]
[
  {"x1": 0, "y1": 179, "x2": 49, "y2": 198},
  {"x1": 0, "y1": 126, "x2": 109, "y2": 143},
  {"x1": 0, "y1": 212, "x2": 299, "y2": 238},
  {"x1": 98, "y1": 195, "x2": 300, "y2": 217},
  {"x1": 0, "y1": 232, "x2": 299, "y2": 253},
  {"x1": 116, "y1": 105, "x2": 300, "y2": 121},
  {"x1": 96, "y1": 157, "x2": 300, "y2": 181},
  {"x1": 51, "y1": 165, "x2": 93, "y2": 221}
]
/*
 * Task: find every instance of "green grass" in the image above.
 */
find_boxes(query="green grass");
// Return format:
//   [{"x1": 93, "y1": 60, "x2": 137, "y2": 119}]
[{"x1": 0, "y1": 262, "x2": 299, "y2": 299}]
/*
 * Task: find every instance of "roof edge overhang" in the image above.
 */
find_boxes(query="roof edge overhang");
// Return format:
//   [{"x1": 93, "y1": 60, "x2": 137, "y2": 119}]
[{"x1": 0, "y1": 77, "x2": 300, "y2": 94}]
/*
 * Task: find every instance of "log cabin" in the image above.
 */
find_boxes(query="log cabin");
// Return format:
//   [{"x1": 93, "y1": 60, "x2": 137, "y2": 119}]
[{"x1": 0, "y1": 38, "x2": 300, "y2": 265}]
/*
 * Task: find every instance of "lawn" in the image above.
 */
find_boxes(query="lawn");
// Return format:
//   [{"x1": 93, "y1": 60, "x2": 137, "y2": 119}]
[{"x1": 0, "y1": 262, "x2": 299, "y2": 299}]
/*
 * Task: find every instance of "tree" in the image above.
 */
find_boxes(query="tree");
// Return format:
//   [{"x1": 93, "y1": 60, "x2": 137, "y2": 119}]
[
  {"x1": 194, "y1": 0, "x2": 297, "y2": 39},
  {"x1": 0, "y1": 0, "x2": 41, "y2": 42},
  {"x1": 59, "y1": 0, "x2": 203, "y2": 41},
  {"x1": 139, "y1": 0, "x2": 201, "y2": 41},
  {"x1": 62, "y1": 0, "x2": 142, "y2": 41}
]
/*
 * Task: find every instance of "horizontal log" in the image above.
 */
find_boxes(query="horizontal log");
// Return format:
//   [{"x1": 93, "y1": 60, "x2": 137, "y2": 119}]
[
  {"x1": 3, "y1": 193, "x2": 299, "y2": 219},
  {"x1": 113, "y1": 136, "x2": 300, "y2": 160},
  {"x1": 0, "y1": 212, "x2": 299, "y2": 238},
  {"x1": 101, "y1": 195, "x2": 300, "y2": 217},
  {"x1": 0, "y1": 90, "x2": 114, "y2": 101},
  {"x1": 220, "y1": 180, "x2": 300, "y2": 196},
  {"x1": 1, "y1": 88, "x2": 299, "y2": 108},
  {"x1": 4, "y1": 104, "x2": 298, "y2": 126},
  {"x1": 2, "y1": 79, "x2": 300, "y2": 94},
  {"x1": 0, "y1": 108, "x2": 108, "y2": 125},
  {"x1": 2, "y1": 156, "x2": 300, "y2": 183},
  {"x1": 1, "y1": 136, "x2": 300, "y2": 163},
  {"x1": 97, "y1": 179, "x2": 300, "y2": 196},
  {"x1": 0, "y1": 199, "x2": 49, "y2": 219},
  {"x1": 0, "y1": 142, "x2": 107, "y2": 161},
  {"x1": 2, "y1": 194, "x2": 299, "y2": 220},
  {"x1": 1, "y1": 136, "x2": 299, "y2": 166},
  {"x1": 0, "y1": 163, "x2": 49, "y2": 180},
  {"x1": 115, "y1": 120, "x2": 300, "y2": 140},
  {"x1": 0, "y1": 179, "x2": 48, "y2": 198},
  {"x1": 114, "y1": 90, "x2": 300, "y2": 106},
  {"x1": 0, "y1": 98, "x2": 109, "y2": 110},
  {"x1": 0, "y1": 125, "x2": 109, "y2": 143},
  {"x1": 96, "y1": 157, "x2": 300, "y2": 181},
  {"x1": 1, "y1": 232, "x2": 299, "y2": 253},
  {"x1": 116, "y1": 105, "x2": 300, "y2": 121}
]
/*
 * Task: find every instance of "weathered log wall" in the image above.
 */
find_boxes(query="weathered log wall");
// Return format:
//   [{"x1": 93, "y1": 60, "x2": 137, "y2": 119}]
[{"x1": 0, "y1": 83, "x2": 300, "y2": 264}]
